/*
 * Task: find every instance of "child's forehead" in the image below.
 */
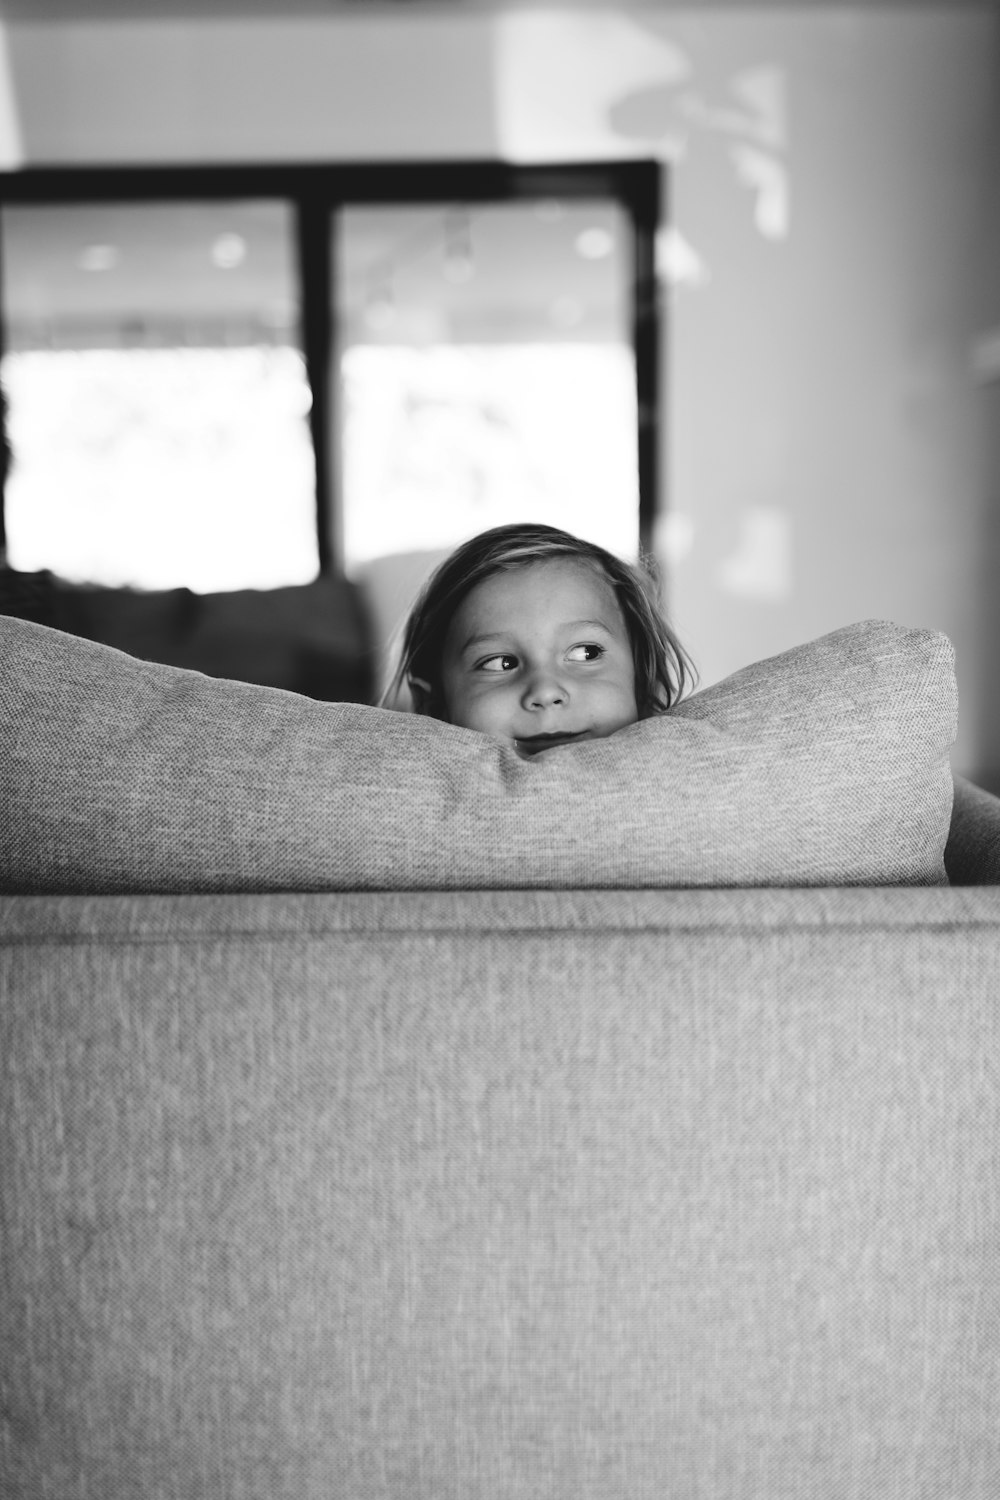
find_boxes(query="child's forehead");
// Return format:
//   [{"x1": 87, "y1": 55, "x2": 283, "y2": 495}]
[{"x1": 456, "y1": 556, "x2": 623, "y2": 626}]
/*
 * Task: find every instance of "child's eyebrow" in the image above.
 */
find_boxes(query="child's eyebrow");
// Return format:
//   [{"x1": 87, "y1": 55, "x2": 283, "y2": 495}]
[
  {"x1": 566, "y1": 618, "x2": 615, "y2": 634},
  {"x1": 457, "y1": 631, "x2": 511, "y2": 655},
  {"x1": 459, "y1": 619, "x2": 615, "y2": 655}
]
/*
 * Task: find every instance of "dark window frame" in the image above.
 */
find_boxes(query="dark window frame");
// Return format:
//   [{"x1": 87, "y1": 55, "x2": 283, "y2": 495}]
[{"x1": 0, "y1": 158, "x2": 663, "y2": 572}]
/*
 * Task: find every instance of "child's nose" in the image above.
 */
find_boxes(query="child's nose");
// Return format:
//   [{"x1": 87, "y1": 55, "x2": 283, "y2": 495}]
[{"x1": 522, "y1": 671, "x2": 567, "y2": 710}]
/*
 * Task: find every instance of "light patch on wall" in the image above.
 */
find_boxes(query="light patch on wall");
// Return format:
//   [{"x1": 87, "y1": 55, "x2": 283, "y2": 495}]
[
  {"x1": 656, "y1": 226, "x2": 710, "y2": 291},
  {"x1": 680, "y1": 65, "x2": 791, "y2": 153},
  {"x1": 731, "y1": 66, "x2": 785, "y2": 151},
  {"x1": 0, "y1": 24, "x2": 24, "y2": 168},
  {"x1": 717, "y1": 506, "x2": 792, "y2": 602},
  {"x1": 494, "y1": 11, "x2": 691, "y2": 161},
  {"x1": 730, "y1": 144, "x2": 790, "y2": 241},
  {"x1": 658, "y1": 510, "x2": 696, "y2": 566},
  {"x1": 494, "y1": 18, "x2": 791, "y2": 251}
]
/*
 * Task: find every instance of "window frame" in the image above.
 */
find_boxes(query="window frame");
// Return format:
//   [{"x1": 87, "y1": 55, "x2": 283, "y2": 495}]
[{"x1": 0, "y1": 158, "x2": 663, "y2": 572}]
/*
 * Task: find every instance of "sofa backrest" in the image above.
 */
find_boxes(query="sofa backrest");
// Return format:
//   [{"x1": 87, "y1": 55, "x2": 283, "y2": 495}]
[
  {"x1": 947, "y1": 774, "x2": 1000, "y2": 883},
  {"x1": 2, "y1": 886, "x2": 999, "y2": 1498}
]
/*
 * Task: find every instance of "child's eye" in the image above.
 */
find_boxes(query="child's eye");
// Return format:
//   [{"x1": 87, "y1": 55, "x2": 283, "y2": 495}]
[
  {"x1": 566, "y1": 643, "x2": 605, "y2": 662},
  {"x1": 478, "y1": 653, "x2": 519, "y2": 673}
]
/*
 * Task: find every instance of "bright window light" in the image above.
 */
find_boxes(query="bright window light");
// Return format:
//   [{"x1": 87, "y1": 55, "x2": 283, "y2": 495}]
[
  {"x1": 3, "y1": 345, "x2": 319, "y2": 592},
  {"x1": 342, "y1": 343, "x2": 639, "y2": 570}
]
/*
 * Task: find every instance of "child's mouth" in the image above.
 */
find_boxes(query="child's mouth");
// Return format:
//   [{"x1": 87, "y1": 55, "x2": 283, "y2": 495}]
[{"x1": 515, "y1": 731, "x2": 588, "y2": 757}]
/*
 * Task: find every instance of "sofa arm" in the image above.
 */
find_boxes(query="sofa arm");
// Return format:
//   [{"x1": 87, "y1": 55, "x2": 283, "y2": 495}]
[{"x1": 945, "y1": 773, "x2": 1000, "y2": 884}]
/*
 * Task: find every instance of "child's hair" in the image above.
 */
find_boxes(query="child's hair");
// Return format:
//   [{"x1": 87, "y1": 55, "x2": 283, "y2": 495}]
[{"x1": 383, "y1": 522, "x2": 696, "y2": 719}]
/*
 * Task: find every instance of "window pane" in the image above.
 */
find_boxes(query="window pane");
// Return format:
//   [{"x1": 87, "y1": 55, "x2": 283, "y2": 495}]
[
  {"x1": 1, "y1": 200, "x2": 318, "y2": 591},
  {"x1": 335, "y1": 198, "x2": 639, "y2": 574}
]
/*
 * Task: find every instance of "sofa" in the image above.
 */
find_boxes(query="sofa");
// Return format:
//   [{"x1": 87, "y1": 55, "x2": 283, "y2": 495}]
[{"x1": 3, "y1": 612, "x2": 1000, "y2": 1498}]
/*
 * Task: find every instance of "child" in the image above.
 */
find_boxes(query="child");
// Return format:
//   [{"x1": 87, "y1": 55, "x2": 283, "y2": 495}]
[{"x1": 384, "y1": 523, "x2": 695, "y2": 758}]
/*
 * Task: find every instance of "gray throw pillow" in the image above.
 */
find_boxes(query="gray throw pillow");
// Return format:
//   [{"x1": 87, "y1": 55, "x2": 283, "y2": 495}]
[{"x1": 0, "y1": 614, "x2": 955, "y2": 893}]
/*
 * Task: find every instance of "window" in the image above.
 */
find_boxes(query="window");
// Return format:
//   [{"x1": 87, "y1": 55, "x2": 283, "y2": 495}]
[
  {"x1": 1, "y1": 199, "x2": 315, "y2": 591},
  {"x1": 0, "y1": 162, "x2": 661, "y2": 591},
  {"x1": 337, "y1": 198, "x2": 640, "y2": 569}
]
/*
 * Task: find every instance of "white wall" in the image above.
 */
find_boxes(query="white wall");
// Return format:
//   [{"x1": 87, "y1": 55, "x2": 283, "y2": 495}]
[
  {"x1": 7, "y1": 15, "x2": 499, "y2": 162},
  {"x1": 0, "y1": 22, "x2": 24, "y2": 167},
  {"x1": 6, "y1": 5, "x2": 1000, "y2": 779}
]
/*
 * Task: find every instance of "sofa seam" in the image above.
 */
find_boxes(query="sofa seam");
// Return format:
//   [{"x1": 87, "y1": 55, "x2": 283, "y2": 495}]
[{"x1": 3, "y1": 921, "x2": 1000, "y2": 949}]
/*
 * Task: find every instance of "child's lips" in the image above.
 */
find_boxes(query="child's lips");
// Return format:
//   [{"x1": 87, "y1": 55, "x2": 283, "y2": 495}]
[{"x1": 515, "y1": 730, "x2": 589, "y2": 756}]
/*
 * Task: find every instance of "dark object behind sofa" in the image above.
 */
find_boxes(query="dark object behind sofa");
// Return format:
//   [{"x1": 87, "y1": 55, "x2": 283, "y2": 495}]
[{"x1": 0, "y1": 565, "x2": 375, "y2": 702}]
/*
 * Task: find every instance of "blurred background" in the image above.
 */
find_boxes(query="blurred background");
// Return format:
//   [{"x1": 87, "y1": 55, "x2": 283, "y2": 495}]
[{"x1": 0, "y1": 0, "x2": 997, "y2": 785}]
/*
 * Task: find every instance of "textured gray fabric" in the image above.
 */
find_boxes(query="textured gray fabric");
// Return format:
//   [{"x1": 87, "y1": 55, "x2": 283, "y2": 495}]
[
  {"x1": 0, "y1": 614, "x2": 955, "y2": 893},
  {"x1": 4, "y1": 882, "x2": 1000, "y2": 940},
  {"x1": 2, "y1": 887, "x2": 999, "y2": 1498},
  {"x1": 946, "y1": 774, "x2": 1000, "y2": 883}
]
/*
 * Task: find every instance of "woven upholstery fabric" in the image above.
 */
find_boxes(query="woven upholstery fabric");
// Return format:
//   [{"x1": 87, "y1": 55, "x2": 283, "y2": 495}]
[
  {"x1": 946, "y1": 775, "x2": 1000, "y2": 883},
  {"x1": 0, "y1": 613, "x2": 955, "y2": 893},
  {"x1": 2, "y1": 887, "x2": 1000, "y2": 1498}
]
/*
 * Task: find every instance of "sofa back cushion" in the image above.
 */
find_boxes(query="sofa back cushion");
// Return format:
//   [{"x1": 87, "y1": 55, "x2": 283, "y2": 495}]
[{"x1": 0, "y1": 613, "x2": 955, "y2": 892}]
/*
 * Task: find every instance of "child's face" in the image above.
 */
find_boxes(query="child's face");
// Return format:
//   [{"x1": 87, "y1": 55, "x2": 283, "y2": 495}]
[{"x1": 440, "y1": 558, "x2": 638, "y2": 756}]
